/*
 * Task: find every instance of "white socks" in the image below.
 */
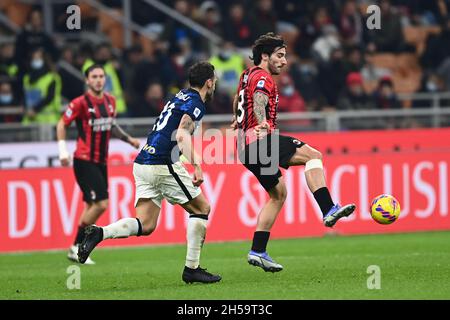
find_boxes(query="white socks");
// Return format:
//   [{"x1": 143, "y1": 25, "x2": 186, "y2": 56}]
[
  {"x1": 185, "y1": 216, "x2": 208, "y2": 269},
  {"x1": 102, "y1": 218, "x2": 141, "y2": 240}
]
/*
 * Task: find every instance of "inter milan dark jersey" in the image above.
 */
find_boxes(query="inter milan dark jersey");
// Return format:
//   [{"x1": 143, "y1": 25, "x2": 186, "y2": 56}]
[
  {"x1": 135, "y1": 88, "x2": 206, "y2": 165},
  {"x1": 63, "y1": 92, "x2": 116, "y2": 164}
]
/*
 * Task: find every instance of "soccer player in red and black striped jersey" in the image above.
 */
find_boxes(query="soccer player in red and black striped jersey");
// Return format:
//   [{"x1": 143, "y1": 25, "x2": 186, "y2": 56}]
[
  {"x1": 232, "y1": 33, "x2": 356, "y2": 272},
  {"x1": 56, "y1": 64, "x2": 140, "y2": 264}
]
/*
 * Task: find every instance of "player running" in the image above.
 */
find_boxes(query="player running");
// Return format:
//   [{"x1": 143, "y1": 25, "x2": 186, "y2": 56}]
[
  {"x1": 231, "y1": 33, "x2": 356, "y2": 272},
  {"x1": 57, "y1": 64, "x2": 140, "y2": 265},
  {"x1": 77, "y1": 61, "x2": 221, "y2": 284}
]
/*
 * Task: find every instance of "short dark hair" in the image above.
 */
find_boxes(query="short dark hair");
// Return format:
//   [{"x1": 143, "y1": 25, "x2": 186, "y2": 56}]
[
  {"x1": 251, "y1": 32, "x2": 286, "y2": 66},
  {"x1": 84, "y1": 64, "x2": 105, "y2": 78},
  {"x1": 188, "y1": 61, "x2": 215, "y2": 88}
]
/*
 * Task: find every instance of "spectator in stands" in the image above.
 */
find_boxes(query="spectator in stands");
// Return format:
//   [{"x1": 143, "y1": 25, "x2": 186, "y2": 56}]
[
  {"x1": 129, "y1": 82, "x2": 165, "y2": 118},
  {"x1": 365, "y1": 0, "x2": 412, "y2": 53},
  {"x1": 421, "y1": 18, "x2": 450, "y2": 71},
  {"x1": 0, "y1": 42, "x2": 18, "y2": 80},
  {"x1": 22, "y1": 47, "x2": 62, "y2": 124},
  {"x1": 198, "y1": 1, "x2": 224, "y2": 53},
  {"x1": 360, "y1": 50, "x2": 392, "y2": 82},
  {"x1": 58, "y1": 45, "x2": 84, "y2": 101},
  {"x1": 339, "y1": 0, "x2": 363, "y2": 47},
  {"x1": 162, "y1": 0, "x2": 202, "y2": 53},
  {"x1": 14, "y1": 7, "x2": 57, "y2": 75},
  {"x1": 413, "y1": 72, "x2": 448, "y2": 108},
  {"x1": 131, "y1": 39, "x2": 175, "y2": 100},
  {"x1": 317, "y1": 47, "x2": 347, "y2": 106},
  {"x1": 209, "y1": 41, "x2": 245, "y2": 97},
  {"x1": 248, "y1": 0, "x2": 278, "y2": 39},
  {"x1": 0, "y1": 42, "x2": 20, "y2": 100},
  {"x1": 122, "y1": 45, "x2": 144, "y2": 113},
  {"x1": 337, "y1": 72, "x2": 375, "y2": 110},
  {"x1": 82, "y1": 42, "x2": 127, "y2": 116},
  {"x1": 0, "y1": 80, "x2": 22, "y2": 123},
  {"x1": 406, "y1": 0, "x2": 449, "y2": 26},
  {"x1": 289, "y1": 58, "x2": 326, "y2": 111},
  {"x1": 343, "y1": 46, "x2": 364, "y2": 75},
  {"x1": 223, "y1": 2, "x2": 253, "y2": 48},
  {"x1": 312, "y1": 24, "x2": 342, "y2": 64},
  {"x1": 277, "y1": 72, "x2": 311, "y2": 129},
  {"x1": 373, "y1": 76, "x2": 402, "y2": 109}
]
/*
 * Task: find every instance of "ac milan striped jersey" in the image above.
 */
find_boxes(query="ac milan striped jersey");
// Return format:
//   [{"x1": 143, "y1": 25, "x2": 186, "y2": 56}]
[
  {"x1": 236, "y1": 66, "x2": 279, "y2": 146},
  {"x1": 63, "y1": 92, "x2": 116, "y2": 164}
]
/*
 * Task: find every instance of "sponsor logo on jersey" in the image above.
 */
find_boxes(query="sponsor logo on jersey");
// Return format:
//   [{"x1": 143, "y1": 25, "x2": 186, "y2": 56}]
[
  {"x1": 142, "y1": 144, "x2": 156, "y2": 154},
  {"x1": 175, "y1": 91, "x2": 190, "y2": 101},
  {"x1": 256, "y1": 80, "x2": 265, "y2": 88},
  {"x1": 88, "y1": 117, "x2": 114, "y2": 131}
]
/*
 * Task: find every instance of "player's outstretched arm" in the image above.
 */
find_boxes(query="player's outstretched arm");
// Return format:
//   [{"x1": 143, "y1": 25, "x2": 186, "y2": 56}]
[
  {"x1": 176, "y1": 114, "x2": 203, "y2": 186},
  {"x1": 112, "y1": 122, "x2": 140, "y2": 149}
]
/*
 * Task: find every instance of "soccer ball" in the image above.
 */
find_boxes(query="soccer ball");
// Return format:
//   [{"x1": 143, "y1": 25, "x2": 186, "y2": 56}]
[{"x1": 370, "y1": 194, "x2": 401, "y2": 224}]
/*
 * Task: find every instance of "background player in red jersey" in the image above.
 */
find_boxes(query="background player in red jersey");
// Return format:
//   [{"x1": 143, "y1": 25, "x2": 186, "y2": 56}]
[
  {"x1": 56, "y1": 64, "x2": 140, "y2": 264},
  {"x1": 232, "y1": 33, "x2": 356, "y2": 272}
]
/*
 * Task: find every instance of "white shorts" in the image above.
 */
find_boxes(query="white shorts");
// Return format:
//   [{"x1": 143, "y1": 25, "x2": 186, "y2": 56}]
[{"x1": 133, "y1": 162, "x2": 201, "y2": 208}]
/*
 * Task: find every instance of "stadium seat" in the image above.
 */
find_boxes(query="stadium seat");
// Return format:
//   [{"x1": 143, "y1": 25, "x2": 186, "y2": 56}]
[
  {"x1": 99, "y1": 9, "x2": 124, "y2": 49},
  {"x1": 1, "y1": 0, "x2": 31, "y2": 27}
]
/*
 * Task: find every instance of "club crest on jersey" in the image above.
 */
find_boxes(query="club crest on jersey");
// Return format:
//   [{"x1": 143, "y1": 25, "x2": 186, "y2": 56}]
[{"x1": 256, "y1": 80, "x2": 265, "y2": 88}]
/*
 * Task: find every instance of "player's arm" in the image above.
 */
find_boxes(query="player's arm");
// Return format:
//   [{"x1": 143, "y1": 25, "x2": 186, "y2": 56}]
[
  {"x1": 230, "y1": 94, "x2": 238, "y2": 130},
  {"x1": 112, "y1": 122, "x2": 140, "y2": 149},
  {"x1": 253, "y1": 91, "x2": 270, "y2": 138},
  {"x1": 176, "y1": 114, "x2": 203, "y2": 186},
  {"x1": 56, "y1": 118, "x2": 70, "y2": 167}
]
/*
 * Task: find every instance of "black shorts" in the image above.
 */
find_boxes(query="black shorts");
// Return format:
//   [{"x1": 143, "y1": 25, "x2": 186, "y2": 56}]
[
  {"x1": 73, "y1": 158, "x2": 108, "y2": 203},
  {"x1": 239, "y1": 134, "x2": 305, "y2": 192}
]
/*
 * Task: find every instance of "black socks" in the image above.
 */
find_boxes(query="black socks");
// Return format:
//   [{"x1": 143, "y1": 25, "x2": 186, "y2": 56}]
[
  {"x1": 251, "y1": 231, "x2": 270, "y2": 253},
  {"x1": 313, "y1": 187, "x2": 335, "y2": 216}
]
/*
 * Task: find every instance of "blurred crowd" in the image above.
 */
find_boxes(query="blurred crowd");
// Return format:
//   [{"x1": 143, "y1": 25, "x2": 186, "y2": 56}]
[{"x1": 1, "y1": 0, "x2": 450, "y2": 128}]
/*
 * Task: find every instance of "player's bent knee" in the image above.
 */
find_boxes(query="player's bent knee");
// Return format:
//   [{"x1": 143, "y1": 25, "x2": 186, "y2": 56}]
[
  {"x1": 308, "y1": 149, "x2": 322, "y2": 161},
  {"x1": 94, "y1": 200, "x2": 109, "y2": 212},
  {"x1": 141, "y1": 223, "x2": 156, "y2": 236},
  {"x1": 192, "y1": 202, "x2": 210, "y2": 216},
  {"x1": 270, "y1": 185, "x2": 287, "y2": 203}
]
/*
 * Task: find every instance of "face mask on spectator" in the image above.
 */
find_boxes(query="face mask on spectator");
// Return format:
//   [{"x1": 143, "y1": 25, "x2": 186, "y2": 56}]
[
  {"x1": 31, "y1": 59, "x2": 44, "y2": 70},
  {"x1": 0, "y1": 94, "x2": 13, "y2": 104},
  {"x1": 219, "y1": 50, "x2": 232, "y2": 60},
  {"x1": 426, "y1": 81, "x2": 438, "y2": 92}
]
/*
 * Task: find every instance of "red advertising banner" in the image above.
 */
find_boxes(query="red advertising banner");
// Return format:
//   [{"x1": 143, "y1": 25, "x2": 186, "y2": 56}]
[{"x1": 0, "y1": 128, "x2": 449, "y2": 252}]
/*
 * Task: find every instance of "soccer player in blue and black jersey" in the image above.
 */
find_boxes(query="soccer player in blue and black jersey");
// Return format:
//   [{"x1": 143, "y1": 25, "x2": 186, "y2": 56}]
[{"x1": 78, "y1": 62, "x2": 221, "y2": 284}]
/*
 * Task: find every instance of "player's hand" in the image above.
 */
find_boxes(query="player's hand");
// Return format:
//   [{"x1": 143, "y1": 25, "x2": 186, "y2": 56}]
[
  {"x1": 60, "y1": 156, "x2": 70, "y2": 167},
  {"x1": 192, "y1": 165, "x2": 204, "y2": 187},
  {"x1": 230, "y1": 115, "x2": 238, "y2": 130},
  {"x1": 128, "y1": 137, "x2": 140, "y2": 149},
  {"x1": 254, "y1": 121, "x2": 270, "y2": 139}
]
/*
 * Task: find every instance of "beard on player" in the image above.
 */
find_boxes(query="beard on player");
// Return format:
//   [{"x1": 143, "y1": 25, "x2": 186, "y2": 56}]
[{"x1": 88, "y1": 82, "x2": 104, "y2": 96}]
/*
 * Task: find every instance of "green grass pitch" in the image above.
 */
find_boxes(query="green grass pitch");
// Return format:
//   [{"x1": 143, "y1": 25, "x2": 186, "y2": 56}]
[{"x1": 1, "y1": 231, "x2": 450, "y2": 300}]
